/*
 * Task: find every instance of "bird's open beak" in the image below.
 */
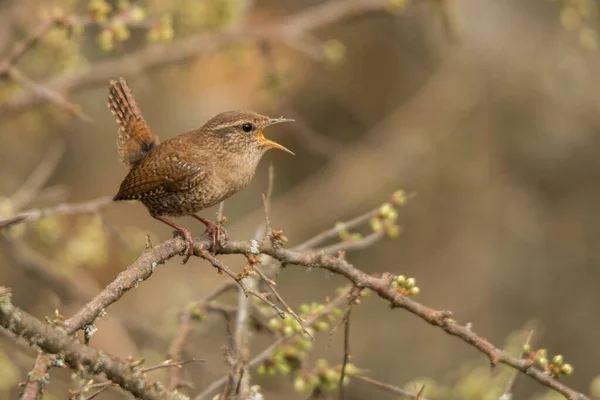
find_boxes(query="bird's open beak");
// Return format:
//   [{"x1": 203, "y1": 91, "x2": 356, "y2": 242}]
[{"x1": 258, "y1": 117, "x2": 295, "y2": 155}]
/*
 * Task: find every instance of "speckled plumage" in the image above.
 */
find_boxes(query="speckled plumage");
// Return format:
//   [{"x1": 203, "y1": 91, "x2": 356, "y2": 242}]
[{"x1": 108, "y1": 78, "x2": 293, "y2": 260}]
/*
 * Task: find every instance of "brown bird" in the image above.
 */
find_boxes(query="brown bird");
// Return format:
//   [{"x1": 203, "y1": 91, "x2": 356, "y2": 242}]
[{"x1": 108, "y1": 78, "x2": 294, "y2": 262}]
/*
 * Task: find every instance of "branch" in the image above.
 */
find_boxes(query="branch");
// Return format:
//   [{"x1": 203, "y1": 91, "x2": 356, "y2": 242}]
[
  {"x1": 0, "y1": 0, "x2": 389, "y2": 119},
  {"x1": 195, "y1": 286, "x2": 353, "y2": 400},
  {"x1": 0, "y1": 288, "x2": 186, "y2": 400},
  {"x1": 10, "y1": 214, "x2": 588, "y2": 399},
  {"x1": 354, "y1": 375, "x2": 427, "y2": 400},
  {"x1": 0, "y1": 196, "x2": 113, "y2": 228}
]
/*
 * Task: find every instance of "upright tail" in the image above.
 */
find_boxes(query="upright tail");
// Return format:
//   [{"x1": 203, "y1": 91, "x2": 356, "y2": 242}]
[{"x1": 108, "y1": 78, "x2": 158, "y2": 167}]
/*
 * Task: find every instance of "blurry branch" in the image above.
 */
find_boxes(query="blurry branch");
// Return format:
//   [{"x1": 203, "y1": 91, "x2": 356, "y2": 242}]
[
  {"x1": 0, "y1": 195, "x2": 112, "y2": 228},
  {"x1": 165, "y1": 282, "x2": 237, "y2": 392},
  {"x1": 0, "y1": 18, "x2": 68, "y2": 74},
  {"x1": 354, "y1": 375, "x2": 428, "y2": 400},
  {"x1": 0, "y1": 288, "x2": 184, "y2": 400},
  {"x1": 0, "y1": 0, "x2": 390, "y2": 119},
  {"x1": 7, "y1": 141, "x2": 65, "y2": 213},
  {"x1": 0, "y1": 6, "x2": 160, "y2": 121}
]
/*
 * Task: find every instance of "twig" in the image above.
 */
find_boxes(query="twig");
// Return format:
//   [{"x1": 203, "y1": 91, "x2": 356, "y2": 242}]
[
  {"x1": 7, "y1": 68, "x2": 93, "y2": 121},
  {"x1": 354, "y1": 375, "x2": 427, "y2": 400},
  {"x1": 8, "y1": 141, "x2": 65, "y2": 213},
  {"x1": 253, "y1": 263, "x2": 314, "y2": 339},
  {"x1": 1, "y1": 0, "x2": 391, "y2": 119},
  {"x1": 294, "y1": 208, "x2": 380, "y2": 251},
  {"x1": 337, "y1": 308, "x2": 351, "y2": 399},
  {"x1": 0, "y1": 288, "x2": 184, "y2": 400},
  {"x1": 316, "y1": 231, "x2": 384, "y2": 255},
  {"x1": 6, "y1": 199, "x2": 588, "y2": 400},
  {"x1": 71, "y1": 359, "x2": 200, "y2": 399},
  {"x1": 262, "y1": 193, "x2": 272, "y2": 235},
  {"x1": 502, "y1": 329, "x2": 535, "y2": 398},
  {"x1": 0, "y1": 196, "x2": 113, "y2": 228},
  {"x1": 195, "y1": 286, "x2": 352, "y2": 400},
  {"x1": 166, "y1": 311, "x2": 193, "y2": 391},
  {"x1": 0, "y1": 18, "x2": 67, "y2": 73}
]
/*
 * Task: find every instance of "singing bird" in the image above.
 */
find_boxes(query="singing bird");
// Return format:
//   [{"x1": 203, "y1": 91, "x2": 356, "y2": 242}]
[{"x1": 108, "y1": 78, "x2": 294, "y2": 262}]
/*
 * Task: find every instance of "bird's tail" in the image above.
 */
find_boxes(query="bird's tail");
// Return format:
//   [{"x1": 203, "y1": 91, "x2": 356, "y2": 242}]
[{"x1": 108, "y1": 78, "x2": 158, "y2": 167}]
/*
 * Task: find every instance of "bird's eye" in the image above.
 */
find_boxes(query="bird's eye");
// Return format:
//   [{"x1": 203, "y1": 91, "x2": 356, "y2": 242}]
[{"x1": 242, "y1": 123, "x2": 253, "y2": 132}]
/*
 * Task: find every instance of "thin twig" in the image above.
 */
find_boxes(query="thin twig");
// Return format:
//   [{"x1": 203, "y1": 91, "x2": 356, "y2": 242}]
[
  {"x1": 354, "y1": 375, "x2": 427, "y2": 400},
  {"x1": 316, "y1": 231, "x2": 384, "y2": 255},
  {"x1": 253, "y1": 263, "x2": 314, "y2": 339},
  {"x1": 294, "y1": 208, "x2": 380, "y2": 251},
  {"x1": 195, "y1": 286, "x2": 352, "y2": 400},
  {"x1": 338, "y1": 308, "x2": 352, "y2": 399},
  {"x1": 166, "y1": 311, "x2": 193, "y2": 391},
  {"x1": 502, "y1": 329, "x2": 535, "y2": 398}
]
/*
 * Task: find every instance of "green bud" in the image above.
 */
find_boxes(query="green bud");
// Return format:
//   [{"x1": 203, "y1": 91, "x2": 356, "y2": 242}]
[
  {"x1": 268, "y1": 318, "x2": 280, "y2": 330},
  {"x1": 332, "y1": 308, "x2": 343, "y2": 317},
  {"x1": 537, "y1": 349, "x2": 547, "y2": 360},
  {"x1": 405, "y1": 277, "x2": 416, "y2": 289},
  {"x1": 552, "y1": 354, "x2": 563, "y2": 366},
  {"x1": 112, "y1": 23, "x2": 130, "y2": 41},
  {"x1": 294, "y1": 377, "x2": 308, "y2": 392},
  {"x1": 392, "y1": 190, "x2": 408, "y2": 206},
  {"x1": 315, "y1": 321, "x2": 329, "y2": 332},
  {"x1": 538, "y1": 357, "x2": 549, "y2": 368},
  {"x1": 560, "y1": 363, "x2": 574, "y2": 375},
  {"x1": 283, "y1": 326, "x2": 294, "y2": 337},
  {"x1": 97, "y1": 29, "x2": 114, "y2": 52},
  {"x1": 395, "y1": 275, "x2": 406, "y2": 285},
  {"x1": 324, "y1": 39, "x2": 346, "y2": 64},
  {"x1": 387, "y1": 224, "x2": 401, "y2": 238},
  {"x1": 351, "y1": 232, "x2": 362, "y2": 241},
  {"x1": 522, "y1": 344, "x2": 532, "y2": 354},
  {"x1": 130, "y1": 6, "x2": 146, "y2": 22},
  {"x1": 324, "y1": 369, "x2": 339, "y2": 383},
  {"x1": 308, "y1": 374, "x2": 321, "y2": 387},
  {"x1": 409, "y1": 286, "x2": 420, "y2": 296},
  {"x1": 316, "y1": 359, "x2": 329, "y2": 369},
  {"x1": 344, "y1": 363, "x2": 359, "y2": 376},
  {"x1": 379, "y1": 203, "x2": 394, "y2": 218},
  {"x1": 300, "y1": 304, "x2": 310, "y2": 314},
  {"x1": 257, "y1": 364, "x2": 266, "y2": 375},
  {"x1": 370, "y1": 217, "x2": 383, "y2": 232},
  {"x1": 276, "y1": 362, "x2": 291, "y2": 375}
]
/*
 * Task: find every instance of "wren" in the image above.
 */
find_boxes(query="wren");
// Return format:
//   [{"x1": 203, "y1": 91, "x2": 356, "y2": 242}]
[{"x1": 108, "y1": 78, "x2": 294, "y2": 262}]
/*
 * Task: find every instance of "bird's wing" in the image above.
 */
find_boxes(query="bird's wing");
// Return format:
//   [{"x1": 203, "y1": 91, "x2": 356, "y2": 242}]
[{"x1": 113, "y1": 155, "x2": 207, "y2": 201}]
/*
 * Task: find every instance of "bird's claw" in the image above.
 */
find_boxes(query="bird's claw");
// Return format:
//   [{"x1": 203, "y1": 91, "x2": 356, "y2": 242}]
[
  {"x1": 206, "y1": 222, "x2": 228, "y2": 253},
  {"x1": 173, "y1": 229, "x2": 195, "y2": 264}
]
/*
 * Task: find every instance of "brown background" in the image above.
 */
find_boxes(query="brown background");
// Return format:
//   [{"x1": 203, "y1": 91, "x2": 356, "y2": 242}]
[{"x1": 1, "y1": 0, "x2": 599, "y2": 399}]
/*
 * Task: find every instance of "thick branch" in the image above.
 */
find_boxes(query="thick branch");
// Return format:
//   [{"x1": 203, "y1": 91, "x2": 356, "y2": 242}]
[
  {"x1": 11, "y1": 230, "x2": 588, "y2": 400},
  {"x1": 0, "y1": 289, "x2": 185, "y2": 400}
]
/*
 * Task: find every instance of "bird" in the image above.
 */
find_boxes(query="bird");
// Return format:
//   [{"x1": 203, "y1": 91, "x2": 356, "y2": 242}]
[{"x1": 108, "y1": 77, "x2": 294, "y2": 263}]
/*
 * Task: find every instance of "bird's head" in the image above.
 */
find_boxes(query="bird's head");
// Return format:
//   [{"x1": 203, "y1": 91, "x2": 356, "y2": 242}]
[{"x1": 203, "y1": 110, "x2": 294, "y2": 159}]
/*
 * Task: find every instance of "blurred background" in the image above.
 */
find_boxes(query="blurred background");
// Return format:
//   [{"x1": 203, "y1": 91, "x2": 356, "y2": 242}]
[{"x1": 1, "y1": 0, "x2": 600, "y2": 399}]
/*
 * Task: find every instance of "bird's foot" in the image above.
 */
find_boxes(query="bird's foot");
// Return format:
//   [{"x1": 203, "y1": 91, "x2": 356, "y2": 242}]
[
  {"x1": 173, "y1": 228, "x2": 195, "y2": 264},
  {"x1": 205, "y1": 220, "x2": 228, "y2": 252},
  {"x1": 192, "y1": 215, "x2": 228, "y2": 252}
]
